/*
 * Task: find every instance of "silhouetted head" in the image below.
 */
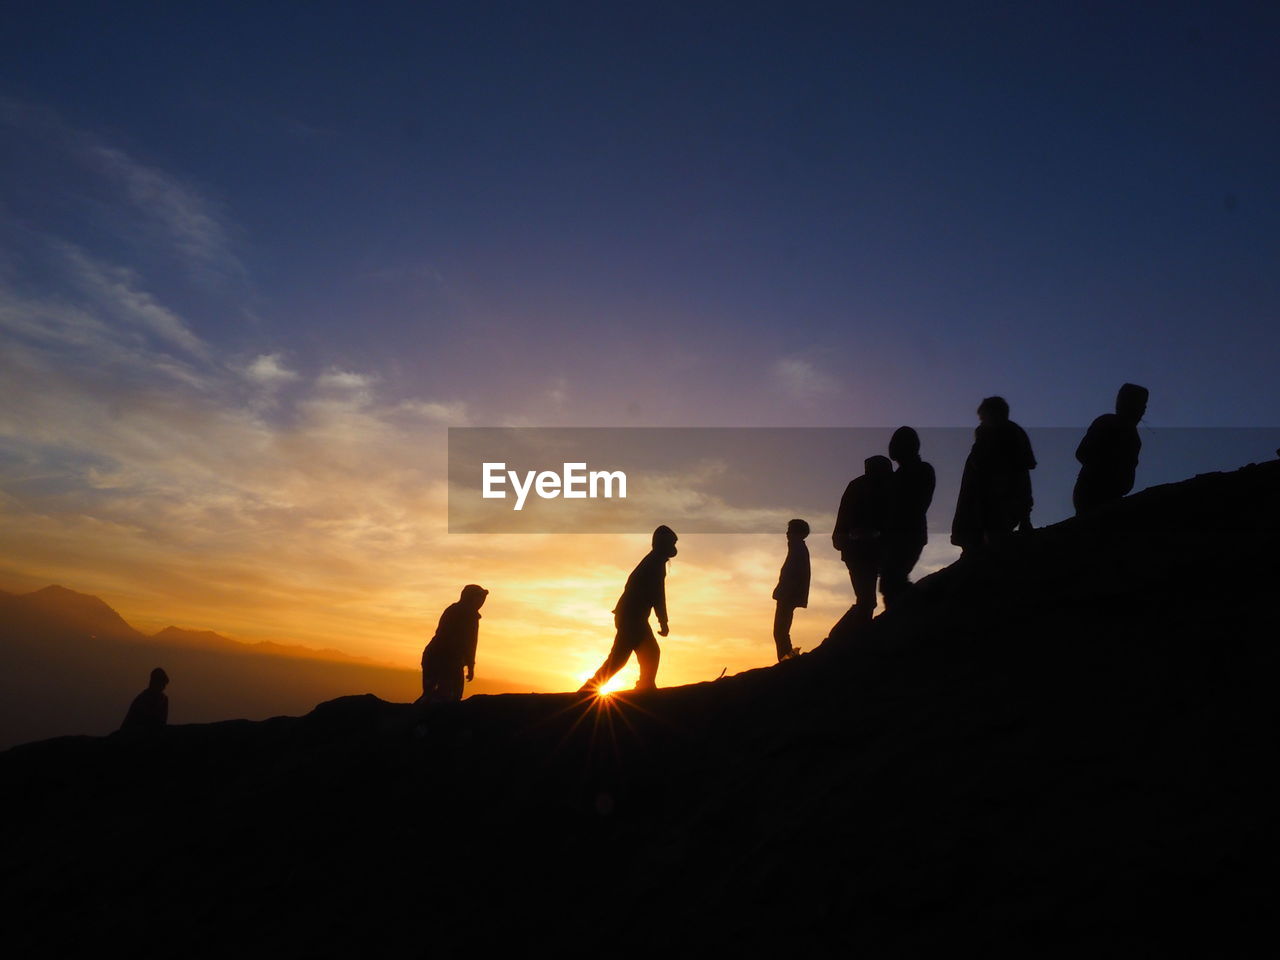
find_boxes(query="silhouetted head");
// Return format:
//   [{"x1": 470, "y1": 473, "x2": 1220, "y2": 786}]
[
  {"x1": 149, "y1": 667, "x2": 169, "y2": 691},
  {"x1": 977, "y1": 396, "x2": 1010, "y2": 423},
  {"x1": 786, "y1": 518, "x2": 810, "y2": 540},
  {"x1": 864, "y1": 455, "x2": 893, "y2": 479},
  {"x1": 888, "y1": 426, "x2": 921, "y2": 463},
  {"x1": 652, "y1": 524, "x2": 678, "y2": 558},
  {"x1": 460, "y1": 584, "x2": 488, "y2": 611},
  {"x1": 1115, "y1": 383, "x2": 1149, "y2": 423}
]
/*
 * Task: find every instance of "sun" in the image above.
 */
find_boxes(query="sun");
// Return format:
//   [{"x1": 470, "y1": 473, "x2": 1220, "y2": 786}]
[
  {"x1": 573, "y1": 670, "x2": 632, "y2": 697},
  {"x1": 597, "y1": 674, "x2": 628, "y2": 696}
]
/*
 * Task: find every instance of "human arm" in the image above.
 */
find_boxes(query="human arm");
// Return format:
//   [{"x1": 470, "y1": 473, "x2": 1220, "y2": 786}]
[
  {"x1": 646, "y1": 553, "x2": 668, "y2": 635},
  {"x1": 465, "y1": 617, "x2": 478, "y2": 682},
  {"x1": 833, "y1": 480, "x2": 855, "y2": 551},
  {"x1": 655, "y1": 568, "x2": 669, "y2": 636}
]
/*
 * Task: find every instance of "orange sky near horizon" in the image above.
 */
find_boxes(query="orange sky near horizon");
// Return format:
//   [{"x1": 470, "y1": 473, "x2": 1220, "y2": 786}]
[{"x1": 3, "y1": 525, "x2": 954, "y2": 696}]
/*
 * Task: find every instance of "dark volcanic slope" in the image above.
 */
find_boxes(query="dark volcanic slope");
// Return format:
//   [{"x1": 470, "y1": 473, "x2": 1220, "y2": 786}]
[{"x1": 3, "y1": 461, "x2": 1279, "y2": 956}]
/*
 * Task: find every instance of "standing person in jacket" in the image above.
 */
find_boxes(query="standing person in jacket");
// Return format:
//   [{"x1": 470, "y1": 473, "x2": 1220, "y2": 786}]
[
  {"x1": 950, "y1": 397, "x2": 1037, "y2": 552},
  {"x1": 881, "y1": 427, "x2": 936, "y2": 608},
  {"x1": 771, "y1": 518, "x2": 811, "y2": 661},
  {"x1": 833, "y1": 456, "x2": 893, "y2": 622},
  {"x1": 120, "y1": 667, "x2": 169, "y2": 731},
  {"x1": 581, "y1": 525, "x2": 678, "y2": 694},
  {"x1": 419, "y1": 584, "x2": 488, "y2": 703},
  {"x1": 1073, "y1": 383, "x2": 1149, "y2": 514}
]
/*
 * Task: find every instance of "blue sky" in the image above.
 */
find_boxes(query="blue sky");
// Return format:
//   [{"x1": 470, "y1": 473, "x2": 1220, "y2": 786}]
[
  {"x1": 6, "y1": 2, "x2": 1278, "y2": 426},
  {"x1": 1, "y1": 2, "x2": 1277, "y2": 688}
]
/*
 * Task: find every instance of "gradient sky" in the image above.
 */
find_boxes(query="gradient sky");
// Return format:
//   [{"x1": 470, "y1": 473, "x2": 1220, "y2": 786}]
[{"x1": 2, "y1": 3, "x2": 1277, "y2": 694}]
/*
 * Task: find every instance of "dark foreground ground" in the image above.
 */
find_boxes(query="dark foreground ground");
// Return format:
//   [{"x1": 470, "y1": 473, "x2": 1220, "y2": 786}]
[{"x1": 3, "y1": 460, "x2": 1279, "y2": 957}]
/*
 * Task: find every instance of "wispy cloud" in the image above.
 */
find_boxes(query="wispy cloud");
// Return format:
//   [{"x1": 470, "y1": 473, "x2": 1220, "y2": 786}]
[
  {"x1": 0, "y1": 97, "x2": 245, "y2": 287},
  {"x1": 88, "y1": 145, "x2": 244, "y2": 284},
  {"x1": 56, "y1": 243, "x2": 210, "y2": 359},
  {"x1": 316, "y1": 368, "x2": 375, "y2": 393},
  {"x1": 773, "y1": 355, "x2": 842, "y2": 404},
  {"x1": 243, "y1": 353, "x2": 300, "y2": 387}
]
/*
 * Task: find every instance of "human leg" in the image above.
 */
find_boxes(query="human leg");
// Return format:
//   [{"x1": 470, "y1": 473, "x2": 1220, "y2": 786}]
[
  {"x1": 880, "y1": 539, "x2": 923, "y2": 608},
  {"x1": 441, "y1": 663, "x2": 465, "y2": 702},
  {"x1": 773, "y1": 602, "x2": 795, "y2": 661},
  {"x1": 580, "y1": 621, "x2": 639, "y2": 693},
  {"x1": 421, "y1": 649, "x2": 443, "y2": 703},
  {"x1": 845, "y1": 552, "x2": 878, "y2": 619},
  {"x1": 633, "y1": 625, "x2": 660, "y2": 690}
]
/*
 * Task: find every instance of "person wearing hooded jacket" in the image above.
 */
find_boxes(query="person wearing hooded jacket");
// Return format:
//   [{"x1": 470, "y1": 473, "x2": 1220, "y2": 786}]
[
  {"x1": 581, "y1": 525, "x2": 677, "y2": 694},
  {"x1": 1073, "y1": 383, "x2": 1149, "y2": 514},
  {"x1": 950, "y1": 396, "x2": 1036, "y2": 552},
  {"x1": 420, "y1": 584, "x2": 488, "y2": 703}
]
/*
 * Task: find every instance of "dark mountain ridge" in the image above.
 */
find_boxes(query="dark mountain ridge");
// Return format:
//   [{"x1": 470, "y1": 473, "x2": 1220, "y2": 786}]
[
  {"x1": 150, "y1": 623, "x2": 370, "y2": 663},
  {"x1": 3, "y1": 459, "x2": 1278, "y2": 955},
  {"x1": 0, "y1": 586, "x2": 368, "y2": 662}
]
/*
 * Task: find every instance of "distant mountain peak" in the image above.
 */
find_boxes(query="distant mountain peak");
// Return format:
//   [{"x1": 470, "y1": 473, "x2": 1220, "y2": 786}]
[
  {"x1": 11, "y1": 585, "x2": 142, "y2": 640},
  {"x1": 151, "y1": 625, "x2": 237, "y2": 649}
]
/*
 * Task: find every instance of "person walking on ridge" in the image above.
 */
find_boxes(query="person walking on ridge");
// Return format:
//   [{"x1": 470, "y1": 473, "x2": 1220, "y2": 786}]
[
  {"x1": 951, "y1": 396, "x2": 1036, "y2": 552},
  {"x1": 1073, "y1": 383, "x2": 1149, "y2": 514},
  {"x1": 581, "y1": 525, "x2": 677, "y2": 694},
  {"x1": 833, "y1": 456, "x2": 893, "y2": 623}
]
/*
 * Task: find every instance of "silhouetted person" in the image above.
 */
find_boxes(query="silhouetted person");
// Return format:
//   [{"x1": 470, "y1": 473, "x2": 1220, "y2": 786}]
[
  {"x1": 581, "y1": 525, "x2": 677, "y2": 694},
  {"x1": 420, "y1": 584, "x2": 488, "y2": 704},
  {"x1": 1073, "y1": 383, "x2": 1149, "y2": 514},
  {"x1": 120, "y1": 667, "x2": 169, "y2": 731},
  {"x1": 881, "y1": 427, "x2": 936, "y2": 607},
  {"x1": 772, "y1": 518, "x2": 810, "y2": 661},
  {"x1": 951, "y1": 396, "x2": 1037, "y2": 552},
  {"x1": 833, "y1": 456, "x2": 893, "y2": 622}
]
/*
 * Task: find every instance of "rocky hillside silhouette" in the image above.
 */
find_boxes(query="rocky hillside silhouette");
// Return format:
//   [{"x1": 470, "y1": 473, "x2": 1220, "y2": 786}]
[{"x1": 2, "y1": 459, "x2": 1278, "y2": 955}]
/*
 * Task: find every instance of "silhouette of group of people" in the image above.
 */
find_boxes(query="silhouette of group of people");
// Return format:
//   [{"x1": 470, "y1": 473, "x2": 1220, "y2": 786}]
[
  {"x1": 117, "y1": 385, "x2": 1151, "y2": 723},
  {"x1": 414, "y1": 384, "x2": 1149, "y2": 700},
  {"x1": 827, "y1": 424, "x2": 940, "y2": 627}
]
